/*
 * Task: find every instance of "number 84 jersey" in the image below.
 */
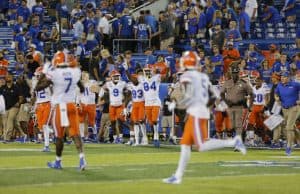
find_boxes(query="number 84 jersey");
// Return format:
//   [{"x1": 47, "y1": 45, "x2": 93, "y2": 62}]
[{"x1": 138, "y1": 74, "x2": 161, "y2": 106}]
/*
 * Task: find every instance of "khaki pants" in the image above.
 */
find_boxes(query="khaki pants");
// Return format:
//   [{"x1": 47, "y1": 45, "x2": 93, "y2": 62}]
[
  {"x1": 282, "y1": 105, "x2": 300, "y2": 147},
  {"x1": 3, "y1": 107, "x2": 20, "y2": 141},
  {"x1": 227, "y1": 106, "x2": 243, "y2": 135},
  {"x1": 160, "y1": 37, "x2": 174, "y2": 50},
  {"x1": 273, "y1": 121, "x2": 286, "y2": 142},
  {"x1": 98, "y1": 113, "x2": 111, "y2": 140}
]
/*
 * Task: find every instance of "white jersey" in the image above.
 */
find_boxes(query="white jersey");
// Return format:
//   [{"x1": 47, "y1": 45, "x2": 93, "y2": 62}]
[
  {"x1": 252, "y1": 83, "x2": 270, "y2": 105},
  {"x1": 79, "y1": 80, "x2": 97, "y2": 105},
  {"x1": 212, "y1": 85, "x2": 228, "y2": 112},
  {"x1": 126, "y1": 82, "x2": 144, "y2": 103},
  {"x1": 180, "y1": 70, "x2": 212, "y2": 118},
  {"x1": 46, "y1": 67, "x2": 81, "y2": 104},
  {"x1": 138, "y1": 74, "x2": 161, "y2": 106},
  {"x1": 35, "y1": 88, "x2": 52, "y2": 103},
  {"x1": 104, "y1": 81, "x2": 127, "y2": 107}
]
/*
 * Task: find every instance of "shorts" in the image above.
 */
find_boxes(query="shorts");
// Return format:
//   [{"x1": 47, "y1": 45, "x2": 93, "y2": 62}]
[
  {"x1": 145, "y1": 106, "x2": 160, "y2": 125},
  {"x1": 109, "y1": 104, "x2": 125, "y2": 122},
  {"x1": 131, "y1": 101, "x2": 145, "y2": 123},
  {"x1": 35, "y1": 102, "x2": 51, "y2": 130},
  {"x1": 79, "y1": 103, "x2": 96, "y2": 125}
]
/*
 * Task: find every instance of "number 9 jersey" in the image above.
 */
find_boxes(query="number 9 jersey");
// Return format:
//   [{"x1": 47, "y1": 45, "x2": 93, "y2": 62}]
[
  {"x1": 138, "y1": 74, "x2": 161, "y2": 106},
  {"x1": 104, "y1": 80, "x2": 127, "y2": 107}
]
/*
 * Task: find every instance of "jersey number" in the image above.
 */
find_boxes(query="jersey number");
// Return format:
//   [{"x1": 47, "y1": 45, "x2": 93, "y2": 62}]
[
  {"x1": 254, "y1": 94, "x2": 263, "y2": 103},
  {"x1": 38, "y1": 90, "x2": 45, "y2": 98},
  {"x1": 132, "y1": 89, "x2": 143, "y2": 99},
  {"x1": 113, "y1": 88, "x2": 119, "y2": 97},
  {"x1": 84, "y1": 87, "x2": 89, "y2": 96},
  {"x1": 143, "y1": 82, "x2": 156, "y2": 91},
  {"x1": 64, "y1": 77, "x2": 72, "y2": 93}
]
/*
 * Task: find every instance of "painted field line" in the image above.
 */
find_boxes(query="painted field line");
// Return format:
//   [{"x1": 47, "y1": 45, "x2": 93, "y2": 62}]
[{"x1": 2, "y1": 173, "x2": 300, "y2": 188}]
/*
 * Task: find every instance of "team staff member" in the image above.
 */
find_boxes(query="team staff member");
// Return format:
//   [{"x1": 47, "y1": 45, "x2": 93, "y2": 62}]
[
  {"x1": 0, "y1": 74, "x2": 24, "y2": 142},
  {"x1": 221, "y1": 65, "x2": 253, "y2": 137},
  {"x1": 275, "y1": 72, "x2": 300, "y2": 156}
]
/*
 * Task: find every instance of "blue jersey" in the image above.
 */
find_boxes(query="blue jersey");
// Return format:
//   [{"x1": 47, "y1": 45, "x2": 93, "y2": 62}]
[
  {"x1": 198, "y1": 13, "x2": 206, "y2": 29},
  {"x1": 13, "y1": 23, "x2": 23, "y2": 35},
  {"x1": 284, "y1": 0, "x2": 297, "y2": 16},
  {"x1": 211, "y1": 54, "x2": 223, "y2": 78},
  {"x1": 15, "y1": 34, "x2": 27, "y2": 53},
  {"x1": 134, "y1": 23, "x2": 150, "y2": 38},
  {"x1": 29, "y1": 25, "x2": 41, "y2": 40},
  {"x1": 114, "y1": 1, "x2": 126, "y2": 13},
  {"x1": 165, "y1": 53, "x2": 179, "y2": 75},
  {"x1": 17, "y1": 6, "x2": 31, "y2": 22},
  {"x1": 120, "y1": 15, "x2": 134, "y2": 37},
  {"x1": 112, "y1": 19, "x2": 120, "y2": 37},
  {"x1": 263, "y1": 6, "x2": 281, "y2": 24},
  {"x1": 206, "y1": 6, "x2": 215, "y2": 26},
  {"x1": 188, "y1": 16, "x2": 198, "y2": 36},
  {"x1": 275, "y1": 81, "x2": 300, "y2": 108},
  {"x1": 56, "y1": 3, "x2": 69, "y2": 18},
  {"x1": 272, "y1": 62, "x2": 291, "y2": 73},
  {"x1": 32, "y1": 4, "x2": 44, "y2": 16}
]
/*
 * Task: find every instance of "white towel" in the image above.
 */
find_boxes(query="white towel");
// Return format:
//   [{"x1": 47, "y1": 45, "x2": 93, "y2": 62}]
[{"x1": 59, "y1": 103, "x2": 70, "y2": 127}]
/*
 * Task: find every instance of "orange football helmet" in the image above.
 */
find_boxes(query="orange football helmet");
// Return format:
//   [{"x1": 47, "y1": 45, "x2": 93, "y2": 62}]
[
  {"x1": 179, "y1": 51, "x2": 200, "y2": 70},
  {"x1": 52, "y1": 51, "x2": 66, "y2": 66}
]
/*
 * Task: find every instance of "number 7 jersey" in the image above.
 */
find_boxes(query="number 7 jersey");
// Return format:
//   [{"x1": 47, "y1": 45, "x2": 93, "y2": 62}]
[
  {"x1": 138, "y1": 74, "x2": 161, "y2": 106},
  {"x1": 46, "y1": 67, "x2": 81, "y2": 104}
]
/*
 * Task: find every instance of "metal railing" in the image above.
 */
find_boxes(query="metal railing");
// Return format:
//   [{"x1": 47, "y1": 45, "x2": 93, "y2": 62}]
[{"x1": 113, "y1": 38, "x2": 151, "y2": 55}]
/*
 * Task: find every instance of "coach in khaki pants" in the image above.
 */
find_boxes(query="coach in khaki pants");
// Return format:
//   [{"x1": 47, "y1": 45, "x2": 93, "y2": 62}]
[
  {"x1": 0, "y1": 75, "x2": 24, "y2": 141},
  {"x1": 275, "y1": 72, "x2": 300, "y2": 156}
]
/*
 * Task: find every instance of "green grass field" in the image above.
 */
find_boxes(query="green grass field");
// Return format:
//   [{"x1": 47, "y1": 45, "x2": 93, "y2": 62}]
[{"x1": 1, "y1": 143, "x2": 300, "y2": 194}]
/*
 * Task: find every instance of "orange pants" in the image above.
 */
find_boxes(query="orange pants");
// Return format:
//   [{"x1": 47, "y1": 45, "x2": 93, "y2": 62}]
[
  {"x1": 180, "y1": 115, "x2": 208, "y2": 147},
  {"x1": 52, "y1": 103, "x2": 79, "y2": 138},
  {"x1": 248, "y1": 105, "x2": 264, "y2": 127},
  {"x1": 79, "y1": 103, "x2": 96, "y2": 125},
  {"x1": 214, "y1": 111, "x2": 232, "y2": 133},
  {"x1": 109, "y1": 105, "x2": 125, "y2": 121},
  {"x1": 145, "y1": 106, "x2": 160, "y2": 125},
  {"x1": 131, "y1": 101, "x2": 145, "y2": 123},
  {"x1": 35, "y1": 102, "x2": 51, "y2": 130}
]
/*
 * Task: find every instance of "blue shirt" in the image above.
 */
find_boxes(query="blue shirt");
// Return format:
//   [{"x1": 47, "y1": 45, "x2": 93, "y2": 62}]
[
  {"x1": 114, "y1": 1, "x2": 126, "y2": 13},
  {"x1": 263, "y1": 6, "x2": 281, "y2": 24},
  {"x1": 198, "y1": 13, "x2": 206, "y2": 29},
  {"x1": 212, "y1": 0, "x2": 225, "y2": 10},
  {"x1": 261, "y1": 69, "x2": 272, "y2": 84},
  {"x1": 145, "y1": 15, "x2": 158, "y2": 33},
  {"x1": 272, "y1": 62, "x2": 291, "y2": 73},
  {"x1": 112, "y1": 19, "x2": 120, "y2": 37},
  {"x1": 17, "y1": 6, "x2": 31, "y2": 22},
  {"x1": 206, "y1": 6, "x2": 215, "y2": 26},
  {"x1": 239, "y1": 11, "x2": 250, "y2": 33},
  {"x1": 29, "y1": 25, "x2": 41, "y2": 40},
  {"x1": 120, "y1": 15, "x2": 134, "y2": 37},
  {"x1": 13, "y1": 23, "x2": 23, "y2": 35},
  {"x1": 211, "y1": 54, "x2": 223, "y2": 79},
  {"x1": 275, "y1": 81, "x2": 300, "y2": 108},
  {"x1": 56, "y1": 3, "x2": 69, "y2": 18},
  {"x1": 134, "y1": 23, "x2": 149, "y2": 38},
  {"x1": 32, "y1": 4, "x2": 44, "y2": 17},
  {"x1": 15, "y1": 34, "x2": 27, "y2": 53},
  {"x1": 284, "y1": 0, "x2": 296, "y2": 17}
]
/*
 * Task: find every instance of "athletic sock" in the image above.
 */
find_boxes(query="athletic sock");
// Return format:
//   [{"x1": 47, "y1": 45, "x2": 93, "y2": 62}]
[
  {"x1": 199, "y1": 139, "x2": 235, "y2": 152},
  {"x1": 153, "y1": 124, "x2": 159, "y2": 140},
  {"x1": 43, "y1": 125, "x2": 50, "y2": 147},
  {"x1": 134, "y1": 124, "x2": 140, "y2": 144},
  {"x1": 174, "y1": 145, "x2": 191, "y2": 179},
  {"x1": 79, "y1": 123, "x2": 85, "y2": 138}
]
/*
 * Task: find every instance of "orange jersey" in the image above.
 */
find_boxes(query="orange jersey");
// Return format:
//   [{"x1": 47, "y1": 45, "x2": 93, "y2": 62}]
[
  {"x1": 0, "y1": 59, "x2": 8, "y2": 77},
  {"x1": 222, "y1": 49, "x2": 240, "y2": 73}
]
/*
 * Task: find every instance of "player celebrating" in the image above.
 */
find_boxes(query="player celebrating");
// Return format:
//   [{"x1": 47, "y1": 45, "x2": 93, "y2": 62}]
[
  {"x1": 78, "y1": 71, "x2": 99, "y2": 141},
  {"x1": 35, "y1": 62, "x2": 87, "y2": 171},
  {"x1": 99, "y1": 70, "x2": 127, "y2": 143},
  {"x1": 163, "y1": 51, "x2": 246, "y2": 184},
  {"x1": 126, "y1": 73, "x2": 147, "y2": 146},
  {"x1": 138, "y1": 67, "x2": 161, "y2": 147},
  {"x1": 32, "y1": 67, "x2": 52, "y2": 152}
]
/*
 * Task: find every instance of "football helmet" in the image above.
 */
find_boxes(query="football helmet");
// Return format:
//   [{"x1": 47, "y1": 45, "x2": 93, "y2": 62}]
[
  {"x1": 179, "y1": 51, "x2": 200, "y2": 70},
  {"x1": 52, "y1": 51, "x2": 65, "y2": 67},
  {"x1": 110, "y1": 70, "x2": 121, "y2": 84}
]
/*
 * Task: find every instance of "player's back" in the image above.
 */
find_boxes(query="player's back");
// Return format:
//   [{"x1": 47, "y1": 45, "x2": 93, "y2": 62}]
[
  {"x1": 180, "y1": 70, "x2": 211, "y2": 118},
  {"x1": 48, "y1": 67, "x2": 81, "y2": 104}
]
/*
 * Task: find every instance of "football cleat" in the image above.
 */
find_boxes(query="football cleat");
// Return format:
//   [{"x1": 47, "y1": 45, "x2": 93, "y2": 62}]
[
  {"x1": 42, "y1": 146, "x2": 50, "y2": 152},
  {"x1": 125, "y1": 140, "x2": 133, "y2": 146},
  {"x1": 162, "y1": 175, "x2": 182, "y2": 184},
  {"x1": 47, "y1": 160, "x2": 62, "y2": 169},
  {"x1": 234, "y1": 135, "x2": 247, "y2": 155},
  {"x1": 285, "y1": 147, "x2": 292, "y2": 156},
  {"x1": 153, "y1": 140, "x2": 160, "y2": 148},
  {"x1": 79, "y1": 157, "x2": 87, "y2": 171}
]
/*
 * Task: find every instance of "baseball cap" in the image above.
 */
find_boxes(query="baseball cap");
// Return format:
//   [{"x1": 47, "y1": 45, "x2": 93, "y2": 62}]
[
  {"x1": 281, "y1": 71, "x2": 290, "y2": 77},
  {"x1": 227, "y1": 41, "x2": 234, "y2": 45}
]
